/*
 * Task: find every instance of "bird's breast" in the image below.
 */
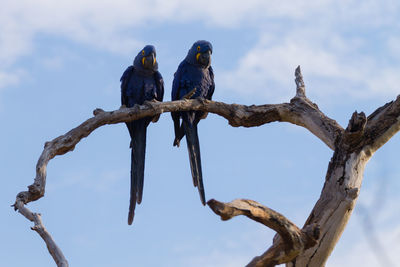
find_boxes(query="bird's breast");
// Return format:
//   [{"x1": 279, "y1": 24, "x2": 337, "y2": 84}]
[
  {"x1": 180, "y1": 67, "x2": 212, "y2": 98},
  {"x1": 125, "y1": 74, "x2": 157, "y2": 104}
]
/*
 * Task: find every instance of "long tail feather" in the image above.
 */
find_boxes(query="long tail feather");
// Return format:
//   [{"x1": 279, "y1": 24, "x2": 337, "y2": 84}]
[
  {"x1": 172, "y1": 113, "x2": 185, "y2": 147},
  {"x1": 183, "y1": 118, "x2": 206, "y2": 205},
  {"x1": 128, "y1": 120, "x2": 147, "y2": 225}
]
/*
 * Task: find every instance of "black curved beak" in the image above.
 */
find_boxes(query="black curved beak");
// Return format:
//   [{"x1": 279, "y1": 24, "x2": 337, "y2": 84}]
[
  {"x1": 143, "y1": 53, "x2": 156, "y2": 69},
  {"x1": 198, "y1": 50, "x2": 211, "y2": 66}
]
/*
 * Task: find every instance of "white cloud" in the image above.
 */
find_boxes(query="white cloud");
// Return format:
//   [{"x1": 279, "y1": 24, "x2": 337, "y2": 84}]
[
  {"x1": 0, "y1": 0, "x2": 148, "y2": 63},
  {"x1": 1, "y1": 0, "x2": 400, "y2": 102},
  {"x1": 1, "y1": 0, "x2": 398, "y2": 64},
  {"x1": 219, "y1": 20, "x2": 400, "y2": 103},
  {"x1": 0, "y1": 70, "x2": 23, "y2": 89}
]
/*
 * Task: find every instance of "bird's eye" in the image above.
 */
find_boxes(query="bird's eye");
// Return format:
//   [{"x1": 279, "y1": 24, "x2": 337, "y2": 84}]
[
  {"x1": 142, "y1": 50, "x2": 145, "y2": 56},
  {"x1": 197, "y1": 46, "x2": 201, "y2": 51}
]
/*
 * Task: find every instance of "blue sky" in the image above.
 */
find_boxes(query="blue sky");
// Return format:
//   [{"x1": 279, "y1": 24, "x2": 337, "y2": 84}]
[{"x1": 2, "y1": 1, "x2": 400, "y2": 266}]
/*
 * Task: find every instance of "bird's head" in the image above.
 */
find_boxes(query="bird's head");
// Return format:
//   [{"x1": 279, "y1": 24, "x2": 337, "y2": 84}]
[
  {"x1": 185, "y1": 40, "x2": 213, "y2": 68},
  {"x1": 134, "y1": 45, "x2": 158, "y2": 71}
]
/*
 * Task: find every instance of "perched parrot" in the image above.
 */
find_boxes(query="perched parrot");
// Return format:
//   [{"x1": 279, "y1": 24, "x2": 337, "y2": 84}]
[
  {"x1": 171, "y1": 40, "x2": 215, "y2": 205},
  {"x1": 120, "y1": 45, "x2": 164, "y2": 225}
]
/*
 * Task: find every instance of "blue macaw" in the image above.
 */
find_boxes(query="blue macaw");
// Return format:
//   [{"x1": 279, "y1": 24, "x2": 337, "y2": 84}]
[
  {"x1": 120, "y1": 45, "x2": 164, "y2": 225},
  {"x1": 171, "y1": 40, "x2": 215, "y2": 205}
]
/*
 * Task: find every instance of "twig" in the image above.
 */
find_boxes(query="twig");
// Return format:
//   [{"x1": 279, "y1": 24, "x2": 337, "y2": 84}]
[{"x1": 14, "y1": 200, "x2": 68, "y2": 267}]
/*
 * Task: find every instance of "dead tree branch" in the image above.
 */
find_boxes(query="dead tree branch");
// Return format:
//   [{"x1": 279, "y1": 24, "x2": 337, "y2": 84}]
[
  {"x1": 208, "y1": 199, "x2": 319, "y2": 267},
  {"x1": 13, "y1": 66, "x2": 400, "y2": 267},
  {"x1": 13, "y1": 200, "x2": 68, "y2": 267},
  {"x1": 16, "y1": 67, "x2": 343, "y2": 207}
]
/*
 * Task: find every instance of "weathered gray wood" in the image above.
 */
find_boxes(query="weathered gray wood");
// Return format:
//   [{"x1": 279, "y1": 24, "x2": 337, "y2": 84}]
[
  {"x1": 288, "y1": 113, "x2": 369, "y2": 267},
  {"x1": 287, "y1": 99, "x2": 400, "y2": 266},
  {"x1": 14, "y1": 200, "x2": 68, "y2": 267},
  {"x1": 208, "y1": 199, "x2": 319, "y2": 266}
]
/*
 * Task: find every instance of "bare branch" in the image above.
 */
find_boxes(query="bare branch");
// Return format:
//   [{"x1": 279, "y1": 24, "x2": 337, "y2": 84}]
[
  {"x1": 207, "y1": 199, "x2": 319, "y2": 266},
  {"x1": 16, "y1": 98, "x2": 343, "y2": 207},
  {"x1": 14, "y1": 200, "x2": 68, "y2": 267},
  {"x1": 362, "y1": 95, "x2": 400, "y2": 154},
  {"x1": 295, "y1": 65, "x2": 306, "y2": 98}
]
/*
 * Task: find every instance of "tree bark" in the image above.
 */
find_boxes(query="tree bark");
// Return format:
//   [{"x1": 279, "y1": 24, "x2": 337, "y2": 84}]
[{"x1": 13, "y1": 66, "x2": 400, "y2": 267}]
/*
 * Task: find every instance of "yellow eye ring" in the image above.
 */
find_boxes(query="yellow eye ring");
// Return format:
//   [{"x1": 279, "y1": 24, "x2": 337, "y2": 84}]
[
  {"x1": 141, "y1": 50, "x2": 145, "y2": 56},
  {"x1": 197, "y1": 46, "x2": 200, "y2": 51}
]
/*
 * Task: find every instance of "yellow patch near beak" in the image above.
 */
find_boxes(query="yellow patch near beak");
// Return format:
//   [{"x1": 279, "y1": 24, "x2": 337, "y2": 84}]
[
  {"x1": 154, "y1": 57, "x2": 156, "y2": 65},
  {"x1": 142, "y1": 57, "x2": 145, "y2": 65},
  {"x1": 196, "y1": 52, "x2": 201, "y2": 61}
]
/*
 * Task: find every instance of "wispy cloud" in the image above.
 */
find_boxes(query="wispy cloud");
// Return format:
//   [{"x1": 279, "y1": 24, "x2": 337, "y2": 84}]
[
  {"x1": 220, "y1": 31, "x2": 400, "y2": 103},
  {"x1": 2, "y1": 0, "x2": 398, "y2": 63},
  {"x1": 1, "y1": 0, "x2": 399, "y2": 101},
  {"x1": 218, "y1": 0, "x2": 400, "y2": 102},
  {"x1": 0, "y1": 69, "x2": 23, "y2": 89}
]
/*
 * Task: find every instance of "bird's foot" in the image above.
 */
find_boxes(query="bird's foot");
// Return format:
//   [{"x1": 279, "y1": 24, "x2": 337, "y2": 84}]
[
  {"x1": 144, "y1": 99, "x2": 159, "y2": 105},
  {"x1": 196, "y1": 97, "x2": 208, "y2": 106},
  {"x1": 199, "y1": 111, "x2": 209, "y2": 120},
  {"x1": 173, "y1": 138, "x2": 180, "y2": 147},
  {"x1": 143, "y1": 100, "x2": 159, "y2": 110},
  {"x1": 182, "y1": 88, "x2": 196, "y2": 99},
  {"x1": 151, "y1": 114, "x2": 160, "y2": 123}
]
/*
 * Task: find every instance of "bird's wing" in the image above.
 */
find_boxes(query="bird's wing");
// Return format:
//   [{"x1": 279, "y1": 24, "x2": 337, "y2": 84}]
[
  {"x1": 120, "y1": 66, "x2": 134, "y2": 106},
  {"x1": 171, "y1": 62, "x2": 187, "y2": 146},
  {"x1": 206, "y1": 65, "x2": 215, "y2": 100},
  {"x1": 172, "y1": 61, "x2": 187, "y2": 101},
  {"x1": 154, "y1": 71, "x2": 164, "y2": 102}
]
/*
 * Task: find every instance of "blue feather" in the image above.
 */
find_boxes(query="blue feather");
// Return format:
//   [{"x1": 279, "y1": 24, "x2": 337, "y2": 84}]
[
  {"x1": 121, "y1": 45, "x2": 164, "y2": 225},
  {"x1": 171, "y1": 40, "x2": 215, "y2": 205}
]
